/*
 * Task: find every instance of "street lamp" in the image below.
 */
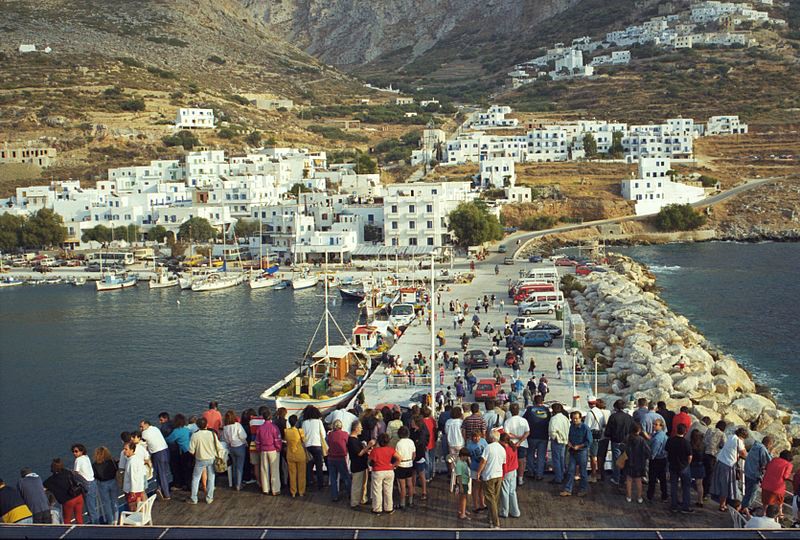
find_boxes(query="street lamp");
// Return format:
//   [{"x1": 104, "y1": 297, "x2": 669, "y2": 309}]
[
  {"x1": 593, "y1": 353, "x2": 609, "y2": 399},
  {"x1": 571, "y1": 347, "x2": 579, "y2": 408}
]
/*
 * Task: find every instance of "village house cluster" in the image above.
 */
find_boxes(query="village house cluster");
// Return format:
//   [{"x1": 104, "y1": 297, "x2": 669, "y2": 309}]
[{"x1": 509, "y1": 0, "x2": 785, "y2": 87}]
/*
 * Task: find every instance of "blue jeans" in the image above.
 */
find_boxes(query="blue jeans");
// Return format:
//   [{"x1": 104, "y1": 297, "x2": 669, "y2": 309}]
[
  {"x1": 563, "y1": 448, "x2": 588, "y2": 493},
  {"x1": 527, "y1": 438, "x2": 548, "y2": 478},
  {"x1": 96, "y1": 478, "x2": 119, "y2": 525},
  {"x1": 742, "y1": 476, "x2": 760, "y2": 508},
  {"x1": 84, "y1": 479, "x2": 100, "y2": 524},
  {"x1": 611, "y1": 442, "x2": 626, "y2": 483},
  {"x1": 306, "y1": 446, "x2": 325, "y2": 489},
  {"x1": 328, "y1": 458, "x2": 351, "y2": 500},
  {"x1": 551, "y1": 441, "x2": 565, "y2": 483},
  {"x1": 151, "y1": 448, "x2": 171, "y2": 498},
  {"x1": 500, "y1": 470, "x2": 520, "y2": 517},
  {"x1": 229, "y1": 444, "x2": 247, "y2": 489},
  {"x1": 670, "y1": 466, "x2": 692, "y2": 511},
  {"x1": 191, "y1": 459, "x2": 215, "y2": 503},
  {"x1": 425, "y1": 449, "x2": 435, "y2": 480}
]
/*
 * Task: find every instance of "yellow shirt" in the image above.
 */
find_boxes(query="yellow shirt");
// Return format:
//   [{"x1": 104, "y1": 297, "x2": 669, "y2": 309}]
[{"x1": 285, "y1": 427, "x2": 307, "y2": 463}]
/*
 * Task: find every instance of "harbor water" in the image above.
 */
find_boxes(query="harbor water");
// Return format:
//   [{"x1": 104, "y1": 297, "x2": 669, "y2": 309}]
[
  {"x1": 614, "y1": 241, "x2": 800, "y2": 413},
  {"x1": 0, "y1": 284, "x2": 358, "y2": 483}
]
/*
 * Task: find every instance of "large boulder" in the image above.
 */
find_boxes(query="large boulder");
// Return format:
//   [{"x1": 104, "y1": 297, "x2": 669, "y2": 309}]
[
  {"x1": 729, "y1": 395, "x2": 776, "y2": 423},
  {"x1": 692, "y1": 404, "x2": 722, "y2": 425},
  {"x1": 712, "y1": 358, "x2": 756, "y2": 394}
]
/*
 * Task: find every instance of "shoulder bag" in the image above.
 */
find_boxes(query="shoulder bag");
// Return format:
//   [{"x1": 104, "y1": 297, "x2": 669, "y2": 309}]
[
  {"x1": 299, "y1": 429, "x2": 311, "y2": 463},
  {"x1": 615, "y1": 450, "x2": 628, "y2": 470},
  {"x1": 67, "y1": 471, "x2": 86, "y2": 498},
  {"x1": 320, "y1": 422, "x2": 329, "y2": 457},
  {"x1": 213, "y1": 432, "x2": 228, "y2": 474}
]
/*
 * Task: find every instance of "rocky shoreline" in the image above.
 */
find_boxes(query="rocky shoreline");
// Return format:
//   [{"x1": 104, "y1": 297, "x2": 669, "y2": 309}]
[{"x1": 570, "y1": 254, "x2": 800, "y2": 454}]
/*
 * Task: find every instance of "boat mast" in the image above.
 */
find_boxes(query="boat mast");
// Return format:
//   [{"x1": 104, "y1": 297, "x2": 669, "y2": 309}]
[
  {"x1": 324, "y1": 251, "x2": 331, "y2": 379},
  {"x1": 429, "y1": 250, "x2": 436, "y2": 415}
]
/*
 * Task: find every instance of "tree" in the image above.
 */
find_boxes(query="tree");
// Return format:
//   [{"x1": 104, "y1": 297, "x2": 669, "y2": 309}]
[
  {"x1": 234, "y1": 219, "x2": 259, "y2": 239},
  {"x1": 447, "y1": 202, "x2": 504, "y2": 247},
  {"x1": 81, "y1": 225, "x2": 112, "y2": 243},
  {"x1": 119, "y1": 98, "x2": 145, "y2": 112},
  {"x1": 583, "y1": 133, "x2": 598, "y2": 159},
  {"x1": 245, "y1": 130, "x2": 261, "y2": 147},
  {"x1": 178, "y1": 217, "x2": 217, "y2": 241},
  {"x1": 0, "y1": 213, "x2": 23, "y2": 252},
  {"x1": 147, "y1": 225, "x2": 169, "y2": 243},
  {"x1": 21, "y1": 209, "x2": 66, "y2": 249},
  {"x1": 289, "y1": 183, "x2": 312, "y2": 197},
  {"x1": 654, "y1": 204, "x2": 707, "y2": 232},
  {"x1": 355, "y1": 153, "x2": 378, "y2": 174},
  {"x1": 162, "y1": 130, "x2": 200, "y2": 150},
  {"x1": 610, "y1": 131, "x2": 624, "y2": 158}
]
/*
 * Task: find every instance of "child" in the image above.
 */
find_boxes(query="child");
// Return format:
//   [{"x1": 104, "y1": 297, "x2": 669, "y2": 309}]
[{"x1": 454, "y1": 448, "x2": 472, "y2": 520}]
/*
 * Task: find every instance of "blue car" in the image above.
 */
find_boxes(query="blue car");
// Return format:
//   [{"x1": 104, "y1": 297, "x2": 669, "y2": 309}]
[
  {"x1": 520, "y1": 330, "x2": 553, "y2": 347},
  {"x1": 528, "y1": 255, "x2": 543, "y2": 263}
]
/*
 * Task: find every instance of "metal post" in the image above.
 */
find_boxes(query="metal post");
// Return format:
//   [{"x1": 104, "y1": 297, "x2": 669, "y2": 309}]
[
  {"x1": 572, "y1": 348, "x2": 578, "y2": 408},
  {"x1": 594, "y1": 354, "x2": 598, "y2": 398},
  {"x1": 430, "y1": 251, "x2": 436, "y2": 415}
]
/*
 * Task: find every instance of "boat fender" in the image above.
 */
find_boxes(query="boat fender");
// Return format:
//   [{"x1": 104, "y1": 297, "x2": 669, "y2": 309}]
[{"x1": 299, "y1": 393, "x2": 311, "y2": 399}]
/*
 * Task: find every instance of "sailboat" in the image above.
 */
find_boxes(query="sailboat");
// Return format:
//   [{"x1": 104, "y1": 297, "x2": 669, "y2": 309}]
[
  {"x1": 290, "y1": 271, "x2": 318, "y2": 290},
  {"x1": 149, "y1": 266, "x2": 179, "y2": 289},
  {"x1": 191, "y1": 223, "x2": 243, "y2": 292},
  {"x1": 249, "y1": 218, "x2": 281, "y2": 289},
  {"x1": 95, "y1": 245, "x2": 137, "y2": 291},
  {"x1": 261, "y1": 255, "x2": 372, "y2": 414}
]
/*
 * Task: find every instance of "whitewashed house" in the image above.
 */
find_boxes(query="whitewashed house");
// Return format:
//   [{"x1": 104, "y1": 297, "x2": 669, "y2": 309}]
[
  {"x1": 472, "y1": 105, "x2": 519, "y2": 128},
  {"x1": 621, "y1": 157, "x2": 705, "y2": 215},
  {"x1": 527, "y1": 127, "x2": 569, "y2": 161},
  {"x1": 707, "y1": 115, "x2": 748, "y2": 134},
  {"x1": 611, "y1": 50, "x2": 631, "y2": 64},
  {"x1": 478, "y1": 157, "x2": 516, "y2": 189},
  {"x1": 175, "y1": 108, "x2": 215, "y2": 129}
]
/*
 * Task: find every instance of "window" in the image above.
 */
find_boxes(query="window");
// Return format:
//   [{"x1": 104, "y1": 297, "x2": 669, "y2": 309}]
[
  {"x1": 408, "y1": 238, "x2": 417, "y2": 246},
  {"x1": 409, "y1": 204, "x2": 415, "y2": 213},
  {"x1": 427, "y1": 237, "x2": 434, "y2": 246},
  {"x1": 391, "y1": 205, "x2": 397, "y2": 213},
  {"x1": 391, "y1": 238, "x2": 398, "y2": 246},
  {"x1": 391, "y1": 221, "x2": 398, "y2": 230},
  {"x1": 427, "y1": 220, "x2": 433, "y2": 229},
  {"x1": 409, "y1": 221, "x2": 416, "y2": 229}
]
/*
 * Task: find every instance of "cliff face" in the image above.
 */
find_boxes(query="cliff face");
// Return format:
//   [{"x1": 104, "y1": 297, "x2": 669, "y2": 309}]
[{"x1": 242, "y1": 0, "x2": 577, "y2": 68}]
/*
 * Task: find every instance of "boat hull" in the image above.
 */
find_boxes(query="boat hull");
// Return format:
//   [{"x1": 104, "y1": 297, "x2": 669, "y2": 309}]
[
  {"x1": 249, "y1": 276, "x2": 280, "y2": 289},
  {"x1": 339, "y1": 288, "x2": 366, "y2": 301},
  {"x1": 291, "y1": 277, "x2": 318, "y2": 290},
  {"x1": 191, "y1": 274, "x2": 241, "y2": 291},
  {"x1": 96, "y1": 277, "x2": 137, "y2": 291},
  {"x1": 149, "y1": 279, "x2": 178, "y2": 289}
]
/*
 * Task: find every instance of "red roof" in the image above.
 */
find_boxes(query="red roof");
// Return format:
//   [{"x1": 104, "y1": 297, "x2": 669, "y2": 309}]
[{"x1": 353, "y1": 325, "x2": 377, "y2": 335}]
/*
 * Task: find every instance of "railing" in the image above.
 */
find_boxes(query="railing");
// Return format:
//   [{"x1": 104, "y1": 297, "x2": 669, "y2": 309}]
[{"x1": 384, "y1": 374, "x2": 433, "y2": 389}]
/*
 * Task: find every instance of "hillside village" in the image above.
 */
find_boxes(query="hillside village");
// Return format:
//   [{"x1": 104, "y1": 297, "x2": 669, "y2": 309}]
[{"x1": 509, "y1": 0, "x2": 786, "y2": 86}]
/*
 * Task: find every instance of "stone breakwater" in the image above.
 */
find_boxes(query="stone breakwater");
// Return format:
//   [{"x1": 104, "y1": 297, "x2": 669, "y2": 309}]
[{"x1": 571, "y1": 254, "x2": 800, "y2": 453}]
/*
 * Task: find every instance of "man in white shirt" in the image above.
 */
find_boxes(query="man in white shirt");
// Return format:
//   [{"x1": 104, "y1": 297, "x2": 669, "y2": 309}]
[
  {"x1": 122, "y1": 441, "x2": 147, "y2": 510},
  {"x1": 140, "y1": 419, "x2": 171, "y2": 499},
  {"x1": 548, "y1": 403, "x2": 570, "y2": 484},
  {"x1": 477, "y1": 430, "x2": 506, "y2": 529},
  {"x1": 585, "y1": 397, "x2": 610, "y2": 483},
  {"x1": 504, "y1": 403, "x2": 530, "y2": 485},
  {"x1": 326, "y1": 406, "x2": 358, "y2": 434},
  {"x1": 745, "y1": 505, "x2": 782, "y2": 529},
  {"x1": 72, "y1": 443, "x2": 100, "y2": 524}
]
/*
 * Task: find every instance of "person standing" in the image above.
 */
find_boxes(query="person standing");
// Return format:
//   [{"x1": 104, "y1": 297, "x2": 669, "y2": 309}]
[
  {"x1": 301, "y1": 406, "x2": 326, "y2": 491},
  {"x1": 348, "y1": 421, "x2": 372, "y2": 508},
  {"x1": 477, "y1": 430, "x2": 506, "y2": 529},
  {"x1": 548, "y1": 403, "x2": 569, "y2": 485},
  {"x1": 421, "y1": 407, "x2": 437, "y2": 481},
  {"x1": 585, "y1": 397, "x2": 609, "y2": 483},
  {"x1": 711, "y1": 427, "x2": 748, "y2": 512},
  {"x1": 623, "y1": 424, "x2": 651, "y2": 504},
  {"x1": 498, "y1": 433, "x2": 520, "y2": 519},
  {"x1": 16, "y1": 468, "x2": 49, "y2": 523},
  {"x1": 222, "y1": 410, "x2": 248, "y2": 491},
  {"x1": 647, "y1": 419, "x2": 669, "y2": 502},
  {"x1": 120, "y1": 442, "x2": 146, "y2": 511},
  {"x1": 284, "y1": 415, "x2": 307, "y2": 497},
  {"x1": 702, "y1": 420, "x2": 727, "y2": 498},
  {"x1": 409, "y1": 416, "x2": 429, "y2": 501},
  {"x1": 326, "y1": 420, "x2": 351, "y2": 503},
  {"x1": 165, "y1": 414, "x2": 192, "y2": 491},
  {"x1": 187, "y1": 417, "x2": 224, "y2": 505},
  {"x1": 462, "y1": 403, "x2": 487, "y2": 441},
  {"x1": 666, "y1": 423, "x2": 693, "y2": 513},
  {"x1": 465, "y1": 430, "x2": 488, "y2": 514},
  {"x1": 670, "y1": 406, "x2": 693, "y2": 437},
  {"x1": 44, "y1": 459, "x2": 84, "y2": 524},
  {"x1": 91, "y1": 447, "x2": 119, "y2": 525},
  {"x1": 689, "y1": 428, "x2": 707, "y2": 507},
  {"x1": 656, "y1": 401, "x2": 675, "y2": 435},
  {"x1": 605, "y1": 399, "x2": 635, "y2": 486},
  {"x1": 503, "y1": 403, "x2": 530, "y2": 485},
  {"x1": 256, "y1": 408, "x2": 282, "y2": 496},
  {"x1": 140, "y1": 419, "x2": 171, "y2": 500},
  {"x1": 760, "y1": 450, "x2": 794, "y2": 519},
  {"x1": 524, "y1": 396, "x2": 551, "y2": 481},
  {"x1": 395, "y1": 426, "x2": 416, "y2": 509},
  {"x1": 202, "y1": 401, "x2": 223, "y2": 434},
  {"x1": 72, "y1": 444, "x2": 100, "y2": 523},
  {"x1": 556, "y1": 358, "x2": 563, "y2": 379},
  {"x1": 369, "y1": 433, "x2": 399, "y2": 515},
  {"x1": 742, "y1": 435, "x2": 774, "y2": 510},
  {"x1": 560, "y1": 411, "x2": 592, "y2": 497},
  {"x1": 445, "y1": 407, "x2": 464, "y2": 469},
  {"x1": 0, "y1": 478, "x2": 32, "y2": 524}
]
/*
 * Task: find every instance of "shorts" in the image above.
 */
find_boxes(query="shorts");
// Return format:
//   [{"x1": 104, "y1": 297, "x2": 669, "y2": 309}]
[
  {"x1": 516, "y1": 446, "x2": 528, "y2": 460},
  {"x1": 761, "y1": 490, "x2": 784, "y2": 507},
  {"x1": 449, "y1": 445, "x2": 463, "y2": 458},
  {"x1": 396, "y1": 466, "x2": 413, "y2": 479},
  {"x1": 589, "y1": 439, "x2": 600, "y2": 457},
  {"x1": 414, "y1": 461, "x2": 426, "y2": 473},
  {"x1": 470, "y1": 469, "x2": 480, "y2": 480}
]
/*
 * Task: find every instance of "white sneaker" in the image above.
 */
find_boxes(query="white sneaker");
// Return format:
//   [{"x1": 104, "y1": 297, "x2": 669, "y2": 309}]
[
  {"x1": 518, "y1": 477, "x2": 524, "y2": 486},
  {"x1": 637, "y1": 498, "x2": 643, "y2": 504},
  {"x1": 626, "y1": 497, "x2": 632, "y2": 503}
]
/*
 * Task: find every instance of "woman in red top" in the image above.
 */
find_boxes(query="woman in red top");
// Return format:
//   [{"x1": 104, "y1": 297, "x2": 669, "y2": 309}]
[
  {"x1": 422, "y1": 407, "x2": 437, "y2": 482},
  {"x1": 369, "y1": 433, "x2": 400, "y2": 514},
  {"x1": 761, "y1": 450, "x2": 794, "y2": 518},
  {"x1": 499, "y1": 432, "x2": 520, "y2": 518}
]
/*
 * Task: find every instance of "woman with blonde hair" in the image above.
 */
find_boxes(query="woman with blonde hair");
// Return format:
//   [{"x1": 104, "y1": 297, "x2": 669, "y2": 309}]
[
  {"x1": 284, "y1": 415, "x2": 307, "y2": 496},
  {"x1": 222, "y1": 410, "x2": 248, "y2": 491},
  {"x1": 92, "y1": 446, "x2": 119, "y2": 524}
]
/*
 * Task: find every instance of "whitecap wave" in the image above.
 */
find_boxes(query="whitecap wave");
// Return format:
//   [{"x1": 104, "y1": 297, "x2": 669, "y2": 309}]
[{"x1": 649, "y1": 265, "x2": 682, "y2": 273}]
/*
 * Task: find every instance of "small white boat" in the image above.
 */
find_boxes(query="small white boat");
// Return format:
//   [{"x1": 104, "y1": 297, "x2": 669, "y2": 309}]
[
  {"x1": 273, "y1": 281, "x2": 288, "y2": 290},
  {"x1": 96, "y1": 273, "x2": 138, "y2": 291},
  {"x1": 0, "y1": 277, "x2": 25, "y2": 288},
  {"x1": 44, "y1": 276, "x2": 62, "y2": 285},
  {"x1": 191, "y1": 272, "x2": 241, "y2": 292},
  {"x1": 72, "y1": 277, "x2": 87, "y2": 287},
  {"x1": 291, "y1": 274, "x2": 318, "y2": 290},
  {"x1": 149, "y1": 268, "x2": 179, "y2": 289},
  {"x1": 249, "y1": 274, "x2": 281, "y2": 289}
]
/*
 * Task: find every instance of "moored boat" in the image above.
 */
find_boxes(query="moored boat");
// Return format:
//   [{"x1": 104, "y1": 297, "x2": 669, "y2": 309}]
[
  {"x1": 339, "y1": 286, "x2": 366, "y2": 301},
  {"x1": 96, "y1": 273, "x2": 138, "y2": 291},
  {"x1": 291, "y1": 274, "x2": 318, "y2": 290},
  {"x1": 149, "y1": 268, "x2": 179, "y2": 289},
  {"x1": 0, "y1": 276, "x2": 25, "y2": 288},
  {"x1": 191, "y1": 272, "x2": 241, "y2": 292},
  {"x1": 249, "y1": 265, "x2": 281, "y2": 289}
]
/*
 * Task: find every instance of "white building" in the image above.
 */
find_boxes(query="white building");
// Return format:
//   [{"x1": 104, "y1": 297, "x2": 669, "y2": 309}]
[
  {"x1": 707, "y1": 115, "x2": 748, "y2": 134},
  {"x1": 621, "y1": 157, "x2": 705, "y2": 215},
  {"x1": 478, "y1": 158, "x2": 516, "y2": 189},
  {"x1": 675, "y1": 35, "x2": 694, "y2": 49},
  {"x1": 175, "y1": 108, "x2": 215, "y2": 129},
  {"x1": 395, "y1": 97, "x2": 414, "y2": 105},
  {"x1": 611, "y1": 50, "x2": 631, "y2": 64},
  {"x1": 18, "y1": 44, "x2": 36, "y2": 53},
  {"x1": 472, "y1": 105, "x2": 519, "y2": 129},
  {"x1": 383, "y1": 182, "x2": 475, "y2": 247},
  {"x1": 527, "y1": 127, "x2": 569, "y2": 162}
]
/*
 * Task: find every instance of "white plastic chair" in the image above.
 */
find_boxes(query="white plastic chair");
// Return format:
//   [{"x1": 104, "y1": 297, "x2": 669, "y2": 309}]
[{"x1": 118, "y1": 493, "x2": 156, "y2": 526}]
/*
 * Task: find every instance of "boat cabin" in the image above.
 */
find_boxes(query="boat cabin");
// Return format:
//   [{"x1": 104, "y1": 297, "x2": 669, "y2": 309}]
[
  {"x1": 352, "y1": 325, "x2": 379, "y2": 350},
  {"x1": 398, "y1": 287, "x2": 418, "y2": 304}
]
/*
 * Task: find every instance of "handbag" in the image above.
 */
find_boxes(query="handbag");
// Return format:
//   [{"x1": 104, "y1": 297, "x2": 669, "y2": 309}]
[
  {"x1": 213, "y1": 432, "x2": 228, "y2": 474},
  {"x1": 320, "y1": 424, "x2": 329, "y2": 457},
  {"x1": 67, "y1": 472, "x2": 86, "y2": 498},
  {"x1": 615, "y1": 450, "x2": 628, "y2": 470}
]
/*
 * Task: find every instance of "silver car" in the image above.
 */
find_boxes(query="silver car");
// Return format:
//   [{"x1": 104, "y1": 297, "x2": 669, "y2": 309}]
[{"x1": 517, "y1": 301, "x2": 557, "y2": 315}]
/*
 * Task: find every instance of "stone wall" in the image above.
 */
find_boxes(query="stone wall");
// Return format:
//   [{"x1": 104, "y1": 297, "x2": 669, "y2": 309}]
[{"x1": 570, "y1": 254, "x2": 798, "y2": 452}]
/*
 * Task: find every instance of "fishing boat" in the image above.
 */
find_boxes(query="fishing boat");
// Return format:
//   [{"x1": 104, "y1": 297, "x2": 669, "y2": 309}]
[
  {"x1": 44, "y1": 276, "x2": 62, "y2": 285},
  {"x1": 71, "y1": 277, "x2": 87, "y2": 287},
  {"x1": 339, "y1": 285, "x2": 366, "y2": 301},
  {"x1": 273, "y1": 281, "x2": 288, "y2": 290},
  {"x1": 149, "y1": 267, "x2": 179, "y2": 289},
  {"x1": 0, "y1": 276, "x2": 25, "y2": 288},
  {"x1": 291, "y1": 273, "x2": 318, "y2": 290},
  {"x1": 249, "y1": 219, "x2": 281, "y2": 289},
  {"x1": 191, "y1": 271, "x2": 241, "y2": 292},
  {"x1": 261, "y1": 257, "x2": 372, "y2": 415},
  {"x1": 96, "y1": 273, "x2": 138, "y2": 291}
]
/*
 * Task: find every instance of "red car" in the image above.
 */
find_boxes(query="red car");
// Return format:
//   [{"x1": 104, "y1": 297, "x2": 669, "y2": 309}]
[
  {"x1": 474, "y1": 379, "x2": 500, "y2": 402},
  {"x1": 555, "y1": 258, "x2": 578, "y2": 267},
  {"x1": 576, "y1": 265, "x2": 593, "y2": 276}
]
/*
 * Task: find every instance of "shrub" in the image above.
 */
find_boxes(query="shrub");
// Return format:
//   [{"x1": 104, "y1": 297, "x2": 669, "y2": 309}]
[
  {"x1": 245, "y1": 130, "x2": 261, "y2": 146},
  {"x1": 146, "y1": 36, "x2": 189, "y2": 47},
  {"x1": 103, "y1": 86, "x2": 123, "y2": 98},
  {"x1": 217, "y1": 127, "x2": 237, "y2": 139},
  {"x1": 147, "y1": 66, "x2": 176, "y2": 79},
  {"x1": 654, "y1": 204, "x2": 707, "y2": 232},
  {"x1": 520, "y1": 215, "x2": 557, "y2": 231},
  {"x1": 207, "y1": 55, "x2": 226, "y2": 65},
  {"x1": 228, "y1": 94, "x2": 250, "y2": 106},
  {"x1": 118, "y1": 57, "x2": 144, "y2": 68},
  {"x1": 163, "y1": 130, "x2": 199, "y2": 150},
  {"x1": 698, "y1": 175, "x2": 718, "y2": 188},
  {"x1": 561, "y1": 274, "x2": 586, "y2": 296},
  {"x1": 119, "y1": 98, "x2": 145, "y2": 112}
]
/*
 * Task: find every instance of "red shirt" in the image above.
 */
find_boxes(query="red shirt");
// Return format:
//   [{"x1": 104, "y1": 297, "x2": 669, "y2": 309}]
[
  {"x1": 423, "y1": 417, "x2": 436, "y2": 450},
  {"x1": 370, "y1": 446, "x2": 397, "y2": 471},
  {"x1": 670, "y1": 412, "x2": 692, "y2": 437},
  {"x1": 502, "y1": 443, "x2": 518, "y2": 475},
  {"x1": 761, "y1": 457, "x2": 793, "y2": 494},
  {"x1": 326, "y1": 429, "x2": 349, "y2": 459},
  {"x1": 203, "y1": 409, "x2": 223, "y2": 434}
]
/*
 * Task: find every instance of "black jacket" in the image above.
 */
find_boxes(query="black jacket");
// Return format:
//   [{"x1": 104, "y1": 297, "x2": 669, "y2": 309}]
[{"x1": 605, "y1": 411, "x2": 635, "y2": 444}]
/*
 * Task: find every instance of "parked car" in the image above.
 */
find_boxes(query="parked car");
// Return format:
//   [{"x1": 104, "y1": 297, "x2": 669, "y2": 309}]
[
  {"x1": 528, "y1": 255, "x2": 543, "y2": 263},
  {"x1": 555, "y1": 258, "x2": 578, "y2": 267},
  {"x1": 498, "y1": 245, "x2": 508, "y2": 253},
  {"x1": 520, "y1": 330, "x2": 553, "y2": 347},
  {"x1": 503, "y1": 256, "x2": 515, "y2": 265},
  {"x1": 513, "y1": 316, "x2": 541, "y2": 329},
  {"x1": 474, "y1": 379, "x2": 500, "y2": 401},
  {"x1": 85, "y1": 263, "x2": 101, "y2": 272},
  {"x1": 464, "y1": 349, "x2": 489, "y2": 369},
  {"x1": 576, "y1": 265, "x2": 593, "y2": 276},
  {"x1": 33, "y1": 264, "x2": 52, "y2": 273},
  {"x1": 517, "y1": 301, "x2": 557, "y2": 315},
  {"x1": 533, "y1": 322, "x2": 563, "y2": 338}
]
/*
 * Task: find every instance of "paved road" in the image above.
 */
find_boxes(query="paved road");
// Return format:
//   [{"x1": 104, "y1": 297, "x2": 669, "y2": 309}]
[{"x1": 498, "y1": 175, "x2": 787, "y2": 258}]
